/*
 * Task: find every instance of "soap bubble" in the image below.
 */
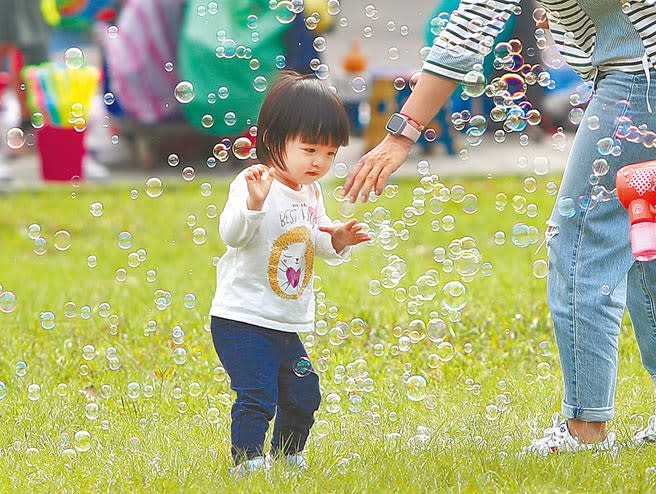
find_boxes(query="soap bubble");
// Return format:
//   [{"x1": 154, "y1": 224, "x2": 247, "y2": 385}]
[
  {"x1": 64, "y1": 47, "x2": 85, "y2": 69},
  {"x1": 145, "y1": 177, "x2": 163, "y2": 198},
  {"x1": 333, "y1": 162, "x2": 348, "y2": 178},
  {"x1": 40, "y1": 311, "x2": 56, "y2": 330},
  {"x1": 557, "y1": 197, "x2": 576, "y2": 218},
  {"x1": 174, "y1": 81, "x2": 195, "y2": 103},
  {"x1": 118, "y1": 231, "x2": 132, "y2": 249},
  {"x1": 592, "y1": 158, "x2": 609, "y2": 176},
  {"x1": 85, "y1": 403, "x2": 99, "y2": 420},
  {"x1": 54, "y1": 230, "x2": 72, "y2": 251},
  {"x1": 442, "y1": 281, "x2": 466, "y2": 310},
  {"x1": 436, "y1": 341, "x2": 455, "y2": 361},
  {"x1": 27, "y1": 383, "x2": 41, "y2": 401},
  {"x1": 201, "y1": 114, "x2": 214, "y2": 128},
  {"x1": 326, "y1": 393, "x2": 342, "y2": 413},
  {"x1": 587, "y1": 115, "x2": 600, "y2": 130},
  {"x1": 568, "y1": 107, "x2": 584, "y2": 125},
  {"x1": 532, "y1": 259, "x2": 548, "y2": 278},
  {"x1": 6, "y1": 127, "x2": 25, "y2": 149},
  {"x1": 405, "y1": 375, "x2": 427, "y2": 401},
  {"x1": 232, "y1": 137, "x2": 253, "y2": 160},
  {"x1": 74, "y1": 431, "x2": 92, "y2": 452},
  {"x1": 533, "y1": 156, "x2": 550, "y2": 176},
  {"x1": 500, "y1": 74, "x2": 526, "y2": 100},
  {"x1": 82, "y1": 344, "x2": 96, "y2": 361},
  {"x1": 462, "y1": 70, "x2": 486, "y2": 98},
  {"x1": 15, "y1": 361, "x2": 28, "y2": 377},
  {"x1": 351, "y1": 76, "x2": 367, "y2": 93},
  {"x1": 485, "y1": 404, "x2": 500, "y2": 421},
  {"x1": 29, "y1": 108, "x2": 49, "y2": 129},
  {"x1": 0, "y1": 291, "x2": 17, "y2": 313}
]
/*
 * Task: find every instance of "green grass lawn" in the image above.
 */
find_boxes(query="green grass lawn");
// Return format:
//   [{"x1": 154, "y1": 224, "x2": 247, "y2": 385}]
[{"x1": 0, "y1": 173, "x2": 654, "y2": 493}]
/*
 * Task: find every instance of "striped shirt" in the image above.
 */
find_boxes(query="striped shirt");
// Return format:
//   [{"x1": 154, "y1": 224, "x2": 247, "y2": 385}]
[{"x1": 423, "y1": 0, "x2": 656, "y2": 82}]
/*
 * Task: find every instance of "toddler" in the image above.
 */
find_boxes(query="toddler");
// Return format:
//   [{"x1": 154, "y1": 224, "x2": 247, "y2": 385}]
[{"x1": 209, "y1": 71, "x2": 370, "y2": 475}]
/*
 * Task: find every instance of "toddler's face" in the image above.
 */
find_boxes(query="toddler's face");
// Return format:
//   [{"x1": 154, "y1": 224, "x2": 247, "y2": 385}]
[{"x1": 275, "y1": 136, "x2": 338, "y2": 190}]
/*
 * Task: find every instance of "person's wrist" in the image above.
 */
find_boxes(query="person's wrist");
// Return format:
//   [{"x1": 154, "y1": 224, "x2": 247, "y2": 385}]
[
  {"x1": 398, "y1": 112, "x2": 425, "y2": 131},
  {"x1": 247, "y1": 197, "x2": 264, "y2": 211},
  {"x1": 385, "y1": 132, "x2": 415, "y2": 147}
]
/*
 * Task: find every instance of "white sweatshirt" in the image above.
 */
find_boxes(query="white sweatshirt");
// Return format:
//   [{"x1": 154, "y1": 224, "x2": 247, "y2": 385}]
[{"x1": 210, "y1": 170, "x2": 347, "y2": 333}]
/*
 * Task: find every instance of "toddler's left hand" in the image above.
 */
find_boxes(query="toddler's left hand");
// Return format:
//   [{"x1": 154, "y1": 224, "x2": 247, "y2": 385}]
[{"x1": 319, "y1": 219, "x2": 371, "y2": 254}]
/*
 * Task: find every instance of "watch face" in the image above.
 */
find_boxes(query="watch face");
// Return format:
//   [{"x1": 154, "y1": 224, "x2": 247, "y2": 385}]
[{"x1": 386, "y1": 113, "x2": 405, "y2": 133}]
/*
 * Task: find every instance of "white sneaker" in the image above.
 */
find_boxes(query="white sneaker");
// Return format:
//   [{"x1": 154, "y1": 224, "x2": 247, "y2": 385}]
[
  {"x1": 521, "y1": 413, "x2": 616, "y2": 457},
  {"x1": 230, "y1": 456, "x2": 270, "y2": 478},
  {"x1": 283, "y1": 454, "x2": 309, "y2": 470},
  {"x1": 633, "y1": 416, "x2": 656, "y2": 445}
]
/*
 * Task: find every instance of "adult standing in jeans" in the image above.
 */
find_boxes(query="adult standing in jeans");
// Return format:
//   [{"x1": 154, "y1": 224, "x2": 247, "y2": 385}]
[{"x1": 344, "y1": 0, "x2": 656, "y2": 454}]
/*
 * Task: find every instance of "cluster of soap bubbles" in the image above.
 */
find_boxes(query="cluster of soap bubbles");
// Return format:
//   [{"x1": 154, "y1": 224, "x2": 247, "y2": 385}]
[
  {"x1": 24, "y1": 223, "x2": 80, "y2": 256},
  {"x1": 425, "y1": 7, "x2": 589, "y2": 153},
  {"x1": 347, "y1": 173, "x2": 488, "y2": 319}
]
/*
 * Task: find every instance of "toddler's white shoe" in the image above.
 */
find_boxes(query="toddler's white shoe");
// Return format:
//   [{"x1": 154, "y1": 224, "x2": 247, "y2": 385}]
[
  {"x1": 520, "y1": 413, "x2": 616, "y2": 457},
  {"x1": 230, "y1": 456, "x2": 271, "y2": 478},
  {"x1": 633, "y1": 416, "x2": 656, "y2": 445}
]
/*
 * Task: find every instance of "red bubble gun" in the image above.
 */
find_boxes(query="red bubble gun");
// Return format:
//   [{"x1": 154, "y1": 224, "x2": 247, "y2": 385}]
[{"x1": 616, "y1": 160, "x2": 656, "y2": 261}]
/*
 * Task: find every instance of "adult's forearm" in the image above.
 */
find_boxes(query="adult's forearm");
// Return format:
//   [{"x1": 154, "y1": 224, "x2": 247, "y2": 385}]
[{"x1": 399, "y1": 72, "x2": 458, "y2": 128}]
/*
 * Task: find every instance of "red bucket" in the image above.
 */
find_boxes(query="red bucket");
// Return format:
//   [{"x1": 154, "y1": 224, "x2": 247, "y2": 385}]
[{"x1": 36, "y1": 126, "x2": 85, "y2": 181}]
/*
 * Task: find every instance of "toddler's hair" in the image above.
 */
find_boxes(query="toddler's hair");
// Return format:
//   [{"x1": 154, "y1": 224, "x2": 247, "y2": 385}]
[{"x1": 256, "y1": 71, "x2": 349, "y2": 170}]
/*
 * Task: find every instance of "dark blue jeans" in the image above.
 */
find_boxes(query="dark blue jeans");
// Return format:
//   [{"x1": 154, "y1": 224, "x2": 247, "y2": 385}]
[{"x1": 210, "y1": 317, "x2": 321, "y2": 464}]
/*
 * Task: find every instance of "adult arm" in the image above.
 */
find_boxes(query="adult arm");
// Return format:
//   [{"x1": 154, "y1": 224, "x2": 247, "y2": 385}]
[
  {"x1": 343, "y1": 0, "x2": 520, "y2": 203},
  {"x1": 342, "y1": 73, "x2": 457, "y2": 203}
]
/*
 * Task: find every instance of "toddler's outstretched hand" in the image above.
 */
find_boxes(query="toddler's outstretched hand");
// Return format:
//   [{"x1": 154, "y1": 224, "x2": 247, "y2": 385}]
[
  {"x1": 319, "y1": 219, "x2": 371, "y2": 254},
  {"x1": 245, "y1": 165, "x2": 275, "y2": 211}
]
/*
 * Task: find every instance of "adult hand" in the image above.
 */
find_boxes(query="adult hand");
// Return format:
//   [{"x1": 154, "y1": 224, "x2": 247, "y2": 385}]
[
  {"x1": 319, "y1": 219, "x2": 371, "y2": 253},
  {"x1": 245, "y1": 164, "x2": 275, "y2": 211},
  {"x1": 342, "y1": 134, "x2": 412, "y2": 203}
]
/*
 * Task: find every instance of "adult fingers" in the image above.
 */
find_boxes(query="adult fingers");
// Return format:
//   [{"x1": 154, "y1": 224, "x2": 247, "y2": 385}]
[
  {"x1": 346, "y1": 161, "x2": 374, "y2": 203},
  {"x1": 358, "y1": 166, "x2": 383, "y2": 203},
  {"x1": 375, "y1": 167, "x2": 393, "y2": 196},
  {"x1": 343, "y1": 159, "x2": 365, "y2": 195}
]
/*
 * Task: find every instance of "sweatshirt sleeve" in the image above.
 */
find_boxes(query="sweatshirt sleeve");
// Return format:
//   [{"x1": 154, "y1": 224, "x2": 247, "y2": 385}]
[
  {"x1": 314, "y1": 183, "x2": 351, "y2": 261},
  {"x1": 219, "y1": 172, "x2": 268, "y2": 248},
  {"x1": 422, "y1": 0, "x2": 520, "y2": 82}
]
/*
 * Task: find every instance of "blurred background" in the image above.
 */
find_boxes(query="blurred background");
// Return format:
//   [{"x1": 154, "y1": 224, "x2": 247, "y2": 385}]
[{"x1": 0, "y1": 0, "x2": 581, "y2": 187}]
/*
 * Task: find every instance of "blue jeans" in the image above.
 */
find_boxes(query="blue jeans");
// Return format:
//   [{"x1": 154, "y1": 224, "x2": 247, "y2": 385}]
[
  {"x1": 210, "y1": 317, "x2": 321, "y2": 463},
  {"x1": 548, "y1": 69, "x2": 656, "y2": 422}
]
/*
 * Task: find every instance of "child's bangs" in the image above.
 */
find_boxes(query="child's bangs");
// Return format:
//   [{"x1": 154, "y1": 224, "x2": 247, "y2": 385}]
[{"x1": 293, "y1": 99, "x2": 349, "y2": 147}]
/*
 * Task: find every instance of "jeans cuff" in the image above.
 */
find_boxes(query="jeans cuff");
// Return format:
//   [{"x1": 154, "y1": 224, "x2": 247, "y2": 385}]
[{"x1": 561, "y1": 401, "x2": 614, "y2": 422}]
